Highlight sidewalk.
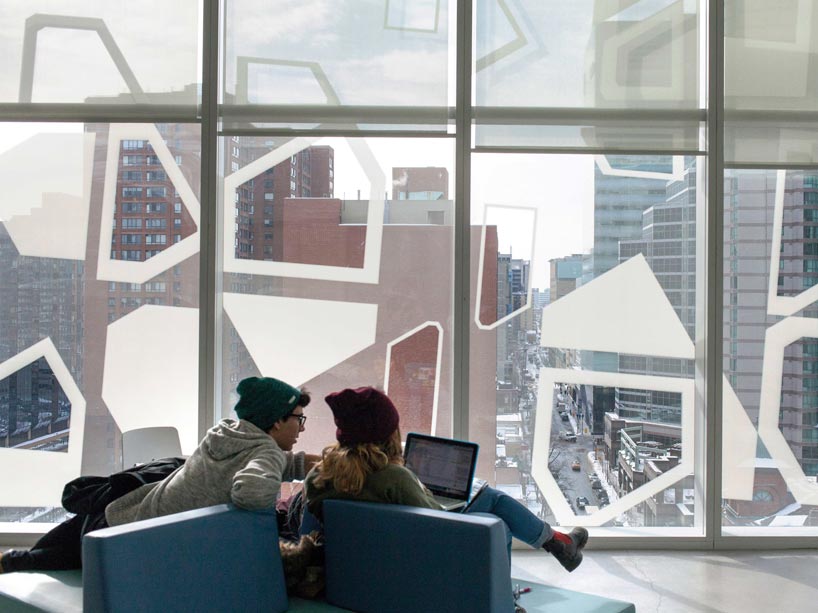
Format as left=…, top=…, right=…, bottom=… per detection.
left=586, top=450, right=620, bottom=506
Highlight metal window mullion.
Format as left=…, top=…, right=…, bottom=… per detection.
left=452, top=0, right=473, bottom=440
left=198, top=0, right=219, bottom=440
left=0, top=103, right=199, bottom=124
left=473, top=146, right=706, bottom=156
left=708, top=0, right=724, bottom=550
left=220, top=104, right=452, bottom=125
left=473, top=106, right=706, bottom=123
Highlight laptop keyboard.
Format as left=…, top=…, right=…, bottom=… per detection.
left=435, top=495, right=465, bottom=509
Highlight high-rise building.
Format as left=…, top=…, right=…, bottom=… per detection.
left=617, top=157, right=697, bottom=423
left=583, top=156, right=678, bottom=433
left=0, top=226, right=83, bottom=457
left=496, top=252, right=512, bottom=383
left=547, top=255, right=582, bottom=371
left=724, top=169, right=818, bottom=478
left=246, top=195, right=500, bottom=482
left=232, top=142, right=335, bottom=261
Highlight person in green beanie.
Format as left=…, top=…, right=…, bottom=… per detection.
left=1, top=376, right=320, bottom=573
left=105, top=376, right=320, bottom=527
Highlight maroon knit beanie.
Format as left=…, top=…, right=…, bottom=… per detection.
left=325, top=387, right=400, bottom=446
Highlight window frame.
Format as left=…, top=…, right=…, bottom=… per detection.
left=1, top=0, right=815, bottom=551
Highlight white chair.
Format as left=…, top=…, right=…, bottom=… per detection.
left=122, top=426, right=183, bottom=467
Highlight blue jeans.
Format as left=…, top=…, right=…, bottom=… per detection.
left=462, top=486, right=552, bottom=557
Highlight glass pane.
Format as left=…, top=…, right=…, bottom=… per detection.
left=474, top=0, right=702, bottom=150
left=222, top=0, right=454, bottom=131
left=0, top=122, right=200, bottom=526
left=0, top=3, right=200, bottom=106
left=724, top=0, right=818, bottom=164
left=218, top=136, right=455, bottom=453
left=722, top=169, right=818, bottom=535
left=470, top=153, right=705, bottom=531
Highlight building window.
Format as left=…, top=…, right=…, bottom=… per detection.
left=146, top=170, right=167, bottom=181
left=146, top=187, right=167, bottom=198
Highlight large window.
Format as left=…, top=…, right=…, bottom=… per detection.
left=1, top=1, right=816, bottom=546
left=218, top=137, right=455, bottom=450
left=470, top=154, right=704, bottom=531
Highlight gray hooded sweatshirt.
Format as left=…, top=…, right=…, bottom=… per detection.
left=105, top=418, right=306, bottom=526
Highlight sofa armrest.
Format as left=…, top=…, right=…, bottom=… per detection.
left=82, top=504, right=288, bottom=613
left=323, top=500, right=514, bottom=613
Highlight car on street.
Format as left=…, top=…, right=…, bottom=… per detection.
left=591, top=479, right=604, bottom=490
left=560, top=413, right=570, bottom=422
left=576, top=496, right=589, bottom=510
left=571, top=460, right=581, bottom=471
left=559, top=431, right=577, bottom=442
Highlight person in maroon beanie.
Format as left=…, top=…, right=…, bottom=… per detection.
left=304, top=386, right=588, bottom=572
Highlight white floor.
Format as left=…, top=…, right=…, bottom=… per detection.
left=512, top=549, right=818, bottom=612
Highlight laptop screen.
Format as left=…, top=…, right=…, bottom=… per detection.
left=404, top=433, right=478, bottom=499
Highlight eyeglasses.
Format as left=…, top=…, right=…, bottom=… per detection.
left=289, top=413, right=307, bottom=427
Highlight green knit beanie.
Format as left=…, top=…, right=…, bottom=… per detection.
left=234, top=376, right=301, bottom=432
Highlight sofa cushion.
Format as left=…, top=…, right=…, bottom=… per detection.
left=0, top=569, right=82, bottom=613
left=323, top=500, right=515, bottom=613
left=82, top=504, right=288, bottom=613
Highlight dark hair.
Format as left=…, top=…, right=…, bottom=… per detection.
left=295, top=388, right=311, bottom=408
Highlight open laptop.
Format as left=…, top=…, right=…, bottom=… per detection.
left=403, top=432, right=481, bottom=511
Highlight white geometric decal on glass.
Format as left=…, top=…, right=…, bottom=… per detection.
left=0, top=132, right=95, bottom=260
left=722, top=374, right=759, bottom=501
left=223, top=293, right=378, bottom=387
left=475, top=0, right=545, bottom=73
left=531, top=367, right=694, bottom=527
left=235, top=57, right=339, bottom=107
left=595, top=155, right=685, bottom=182
left=223, top=138, right=385, bottom=283
left=724, top=0, right=813, bottom=100
left=102, top=306, right=199, bottom=454
left=0, top=338, right=86, bottom=506
left=540, top=254, right=694, bottom=358
left=384, top=0, right=441, bottom=34
left=758, top=317, right=818, bottom=505
left=598, top=0, right=696, bottom=102
left=475, top=204, right=537, bottom=330
left=96, top=123, right=200, bottom=284
left=384, top=321, right=444, bottom=435
left=768, top=170, right=818, bottom=316
left=18, top=14, right=147, bottom=103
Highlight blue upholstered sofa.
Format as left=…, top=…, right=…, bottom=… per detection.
left=0, top=502, right=635, bottom=612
